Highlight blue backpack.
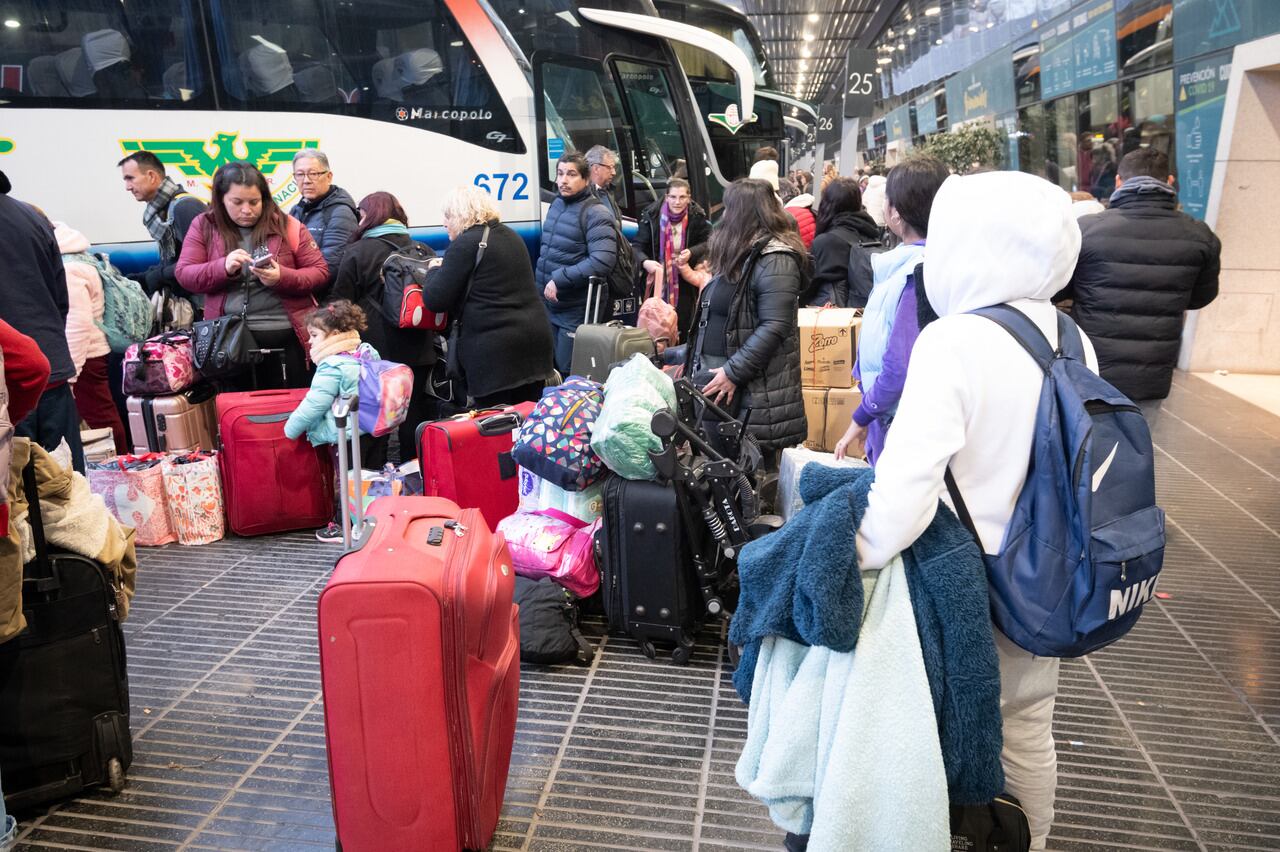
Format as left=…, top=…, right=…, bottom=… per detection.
left=945, top=305, right=1165, bottom=658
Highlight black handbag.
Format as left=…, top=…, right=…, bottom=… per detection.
left=950, top=794, right=1032, bottom=852
left=192, top=278, right=257, bottom=379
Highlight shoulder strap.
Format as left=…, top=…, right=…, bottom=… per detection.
left=22, top=456, right=51, bottom=578
left=1055, top=310, right=1086, bottom=362
left=970, top=304, right=1056, bottom=374
left=453, top=224, right=490, bottom=330
left=943, top=467, right=982, bottom=550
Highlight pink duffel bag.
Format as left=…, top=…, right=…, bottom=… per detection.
left=122, top=330, right=196, bottom=396
left=497, top=508, right=601, bottom=598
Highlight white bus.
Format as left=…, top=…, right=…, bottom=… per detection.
left=0, top=0, right=757, bottom=272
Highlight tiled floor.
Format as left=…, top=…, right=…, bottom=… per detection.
left=11, top=371, right=1280, bottom=851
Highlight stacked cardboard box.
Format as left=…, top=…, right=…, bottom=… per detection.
left=797, top=308, right=863, bottom=452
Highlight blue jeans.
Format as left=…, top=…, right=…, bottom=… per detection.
left=16, top=382, right=85, bottom=474
left=0, top=761, right=16, bottom=847
left=546, top=311, right=578, bottom=375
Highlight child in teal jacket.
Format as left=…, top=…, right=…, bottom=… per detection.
left=285, top=300, right=378, bottom=541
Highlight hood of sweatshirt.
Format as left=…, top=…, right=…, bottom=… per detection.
left=53, top=221, right=91, bottom=255
left=785, top=193, right=815, bottom=209
left=924, top=171, right=1080, bottom=317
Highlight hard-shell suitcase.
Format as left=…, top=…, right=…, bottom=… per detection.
left=596, top=476, right=702, bottom=664
left=127, top=384, right=218, bottom=454
left=570, top=276, right=654, bottom=382
left=216, top=389, right=334, bottom=536
left=417, top=402, right=535, bottom=529
left=319, top=496, right=520, bottom=852
left=0, top=458, right=132, bottom=811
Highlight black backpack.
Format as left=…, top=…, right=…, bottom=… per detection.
left=846, top=237, right=889, bottom=307
left=950, top=794, right=1032, bottom=852
left=578, top=197, right=636, bottom=300
left=374, top=238, right=448, bottom=331
left=514, top=577, right=594, bottom=665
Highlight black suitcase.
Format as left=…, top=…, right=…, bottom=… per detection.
left=0, top=459, right=132, bottom=812
left=596, top=477, right=705, bottom=664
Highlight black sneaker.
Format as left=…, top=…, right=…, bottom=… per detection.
left=315, top=522, right=343, bottom=544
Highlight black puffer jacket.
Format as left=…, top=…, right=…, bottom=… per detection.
left=1061, top=190, right=1220, bottom=400
left=633, top=198, right=713, bottom=332
left=329, top=232, right=437, bottom=367
left=290, top=186, right=359, bottom=286
left=689, top=239, right=807, bottom=452
left=806, top=210, right=881, bottom=307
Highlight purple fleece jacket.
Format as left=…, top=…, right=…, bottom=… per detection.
left=853, top=276, right=921, bottom=465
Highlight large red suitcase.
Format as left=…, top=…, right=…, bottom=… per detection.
left=417, top=403, right=536, bottom=528
left=319, top=497, right=520, bottom=852
left=216, top=389, right=335, bottom=536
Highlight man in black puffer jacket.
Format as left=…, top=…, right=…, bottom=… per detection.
left=1059, top=148, right=1220, bottom=401
left=536, top=152, right=618, bottom=373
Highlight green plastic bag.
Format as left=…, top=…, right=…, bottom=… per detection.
left=589, top=354, right=677, bottom=481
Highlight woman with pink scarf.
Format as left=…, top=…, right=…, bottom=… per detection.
left=632, top=178, right=712, bottom=340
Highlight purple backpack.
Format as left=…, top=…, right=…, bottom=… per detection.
left=511, top=377, right=606, bottom=491
left=343, top=354, right=414, bottom=437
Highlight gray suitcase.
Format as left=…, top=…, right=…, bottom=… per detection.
left=570, top=276, right=654, bottom=382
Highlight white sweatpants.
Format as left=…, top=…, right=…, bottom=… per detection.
left=995, top=629, right=1061, bottom=852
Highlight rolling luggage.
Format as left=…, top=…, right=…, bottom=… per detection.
left=570, top=276, right=654, bottom=382
left=216, top=389, right=334, bottom=536
left=0, top=458, right=132, bottom=811
left=596, top=476, right=703, bottom=664
left=320, top=424, right=520, bottom=852
left=417, top=402, right=535, bottom=529
left=127, top=384, right=218, bottom=454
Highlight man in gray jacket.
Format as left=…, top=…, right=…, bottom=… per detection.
left=536, top=152, right=618, bottom=372
left=288, top=148, right=359, bottom=289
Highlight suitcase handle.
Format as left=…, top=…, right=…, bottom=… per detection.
left=333, top=394, right=365, bottom=548
left=246, top=413, right=290, bottom=424
left=477, top=411, right=523, bottom=436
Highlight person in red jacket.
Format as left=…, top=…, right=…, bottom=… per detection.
left=176, top=161, right=328, bottom=390
left=2, top=319, right=52, bottom=533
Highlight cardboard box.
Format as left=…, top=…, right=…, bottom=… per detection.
left=824, top=387, right=863, bottom=451
left=798, top=308, right=861, bottom=388
left=801, top=387, right=828, bottom=449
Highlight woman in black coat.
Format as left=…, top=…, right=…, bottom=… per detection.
left=423, top=186, right=554, bottom=407
left=632, top=178, right=713, bottom=339
left=330, top=191, right=439, bottom=465
left=805, top=176, right=883, bottom=308
left=686, top=178, right=807, bottom=455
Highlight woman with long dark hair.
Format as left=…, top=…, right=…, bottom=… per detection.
left=685, top=178, right=807, bottom=454
left=329, top=191, right=439, bottom=465
left=176, top=161, right=328, bottom=389
left=806, top=176, right=884, bottom=308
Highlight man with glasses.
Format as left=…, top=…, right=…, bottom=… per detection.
left=585, top=145, right=621, bottom=222
left=288, top=149, right=358, bottom=288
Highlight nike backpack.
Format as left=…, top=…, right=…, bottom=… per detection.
left=375, top=238, right=449, bottom=331
left=945, top=304, right=1165, bottom=658
left=578, top=198, right=636, bottom=301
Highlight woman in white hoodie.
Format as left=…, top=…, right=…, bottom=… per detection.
left=856, top=171, right=1098, bottom=851
left=56, top=222, right=128, bottom=453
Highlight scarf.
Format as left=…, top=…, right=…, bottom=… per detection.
left=142, top=177, right=187, bottom=264
left=659, top=201, right=689, bottom=309
left=309, top=330, right=361, bottom=364
left=1109, top=175, right=1177, bottom=206
left=362, top=220, right=410, bottom=239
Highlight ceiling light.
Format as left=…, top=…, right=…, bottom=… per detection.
left=885, top=44, right=894, bottom=51
left=969, top=25, right=980, bottom=32
left=807, top=12, right=819, bottom=22
left=886, top=28, right=894, bottom=37
left=3, top=18, right=18, bottom=28
left=799, top=60, right=809, bottom=69
left=925, top=6, right=941, bottom=16
left=986, top=21, right=994, bottom=27
left=907, top=27, right=917, bottom=35
left=801, top=46, right=812, bottom=57
left=875, top=67, right=883, bottom=74
left=803, top=32, right=815, bottom=42
left=877, top=57, right=893, bottom=64
left=935, top=38, right=944, bottom=44
left=897, top=42, right=905, bottom=49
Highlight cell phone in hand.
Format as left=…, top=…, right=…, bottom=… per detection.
left=251, top=246, right=275, bottom=269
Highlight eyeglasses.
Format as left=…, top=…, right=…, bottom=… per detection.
left=591, top=162, right=616, bottom=172
left=293, top=170, right=330, bottom=181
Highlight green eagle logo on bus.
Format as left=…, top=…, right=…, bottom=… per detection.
left=118, top=132, right=318, bottom=206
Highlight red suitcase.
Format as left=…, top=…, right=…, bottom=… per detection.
left=216, top=389, right=335, bottom=536
left=417, top=403, right=536, bottom=528
left=319, top=497, right=520, bottom=852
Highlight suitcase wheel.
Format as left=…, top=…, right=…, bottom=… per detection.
left=672, top=635, right=696, bottom=666
left=640, top=639, right=657, bottom=660
left=106, top=757, right=126, bottom=794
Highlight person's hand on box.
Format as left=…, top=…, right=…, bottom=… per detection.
left=833, top=420, right=867, bottom=461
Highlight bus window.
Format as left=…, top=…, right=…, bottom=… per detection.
left=612, top=59, right=687, bottom=210
left=0, top=0, right=206, bottom=105
left=537, top=59, right=625, bottom=192
left=208, top=0, right=522, bottom=152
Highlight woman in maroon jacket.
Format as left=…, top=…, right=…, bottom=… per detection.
left=176, top=162, right=328, bottom=389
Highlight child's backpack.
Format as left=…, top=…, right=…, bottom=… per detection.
left=512, top=377, right=606, bottom=492
left=343, top=354, right=414, bottom=437
left=375, top=238, right=449, bottom=331
left=72, top=253, right=153, bottom=353
left=945, top=305, right=1165, bottom=658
